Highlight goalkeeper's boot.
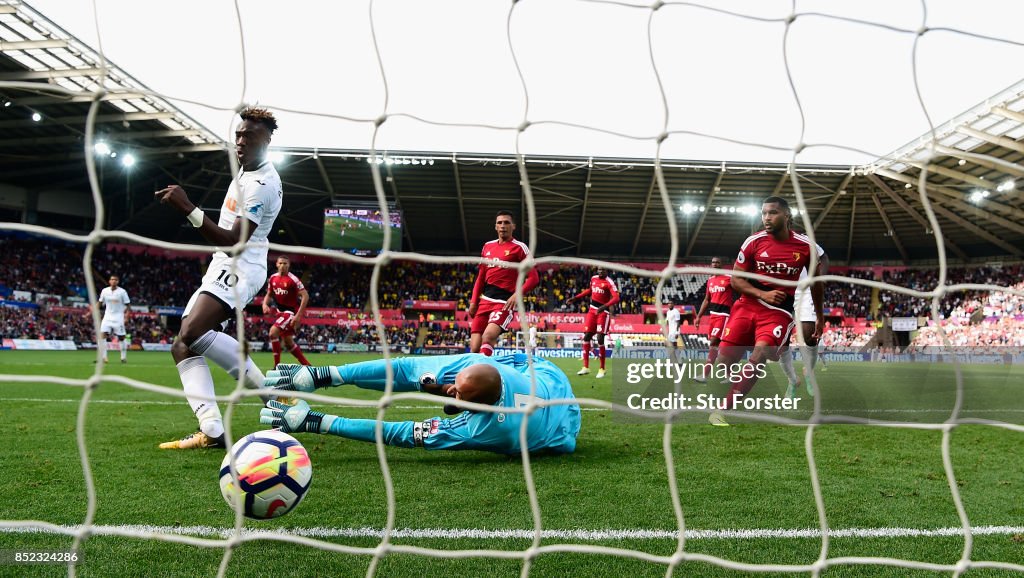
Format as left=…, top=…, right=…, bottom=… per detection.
left=693, top=374, right=707, bottom=384
left=708, top=411, right=729, bottom=427
left=158, top=431, right=226, bottom=450
left=576, top=367, right=590, bottom=376
left=595, top=368, right=606, bottom=379
left=805, top=379, right=815, bottom=398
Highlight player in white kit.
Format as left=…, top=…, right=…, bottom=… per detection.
left=665, top=303, right=681, bottom=362
left=155, top=107, right=284, bottom=450
left=92, top=274, right=131, bottom=364
left=779, top=248, right=829, bottom=398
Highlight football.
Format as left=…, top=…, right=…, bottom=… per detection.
left=218, top=429, right=312, bottom=520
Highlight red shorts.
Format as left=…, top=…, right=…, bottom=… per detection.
left=706, top=314, right=729, bottom=341
left=720, top=299, right=794, bottom=348
left=271, top=310, right=296, bottom=338
left=583, top=309, right=611, bottom=335
left=471, top=300, right=514, bottom=334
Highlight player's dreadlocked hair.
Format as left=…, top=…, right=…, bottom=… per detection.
left=239, top=106, right=278, bottom=134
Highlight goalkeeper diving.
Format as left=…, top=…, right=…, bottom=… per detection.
left=260, top=353, right=581, bottom=455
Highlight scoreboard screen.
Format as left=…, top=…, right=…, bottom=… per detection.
left=322, top=203, right=402, bottom=256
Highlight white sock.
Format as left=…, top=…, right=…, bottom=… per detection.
left=779, top=348, right=799, bottom=384
left=801, top=345, right=818, bottom=371
left=120, top=339, right=128, bottom=360
left=191, top=330, right=262, bottom=389
left=99, top=339, right=107, bottom=361
left=177, top=356, right=223, bottom=438
left=234, top=358, right=265, bottom=391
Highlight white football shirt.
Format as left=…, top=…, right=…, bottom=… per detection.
left=666, top=308, right=681, bottom=335
left=794, top=243, right=826, bottom=320
left=215, top=161, right=283, bottom=268
left=99, top=287, right=130, bottom=322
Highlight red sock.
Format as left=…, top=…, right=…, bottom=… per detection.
left=708, top=345, right=718, bottom=365
left=582, top=342, right=591, bottom=368
left=599, top=345, right=606, bottom=369
left=290, top=344, right=311, bottom=365
left=271, top=338, right=282, bottom=366
left=480, top=343, right=494, bottom=357
left=724, top=363, right=761, bottom=409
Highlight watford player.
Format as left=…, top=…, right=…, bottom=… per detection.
left=468, top=211, right=539, bottom=356
left=693, top=256, right=734, bottom=382
left=566, top=267, right=620, bottom=379
left=711, top=197, right=824, bottom=425
left=261, top=255, right=311, bottom=368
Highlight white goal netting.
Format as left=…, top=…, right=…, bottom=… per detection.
left=1, top=1, right=1024, bottom=577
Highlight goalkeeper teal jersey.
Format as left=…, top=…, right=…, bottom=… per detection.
left=326, top=353, right=580, bottom=454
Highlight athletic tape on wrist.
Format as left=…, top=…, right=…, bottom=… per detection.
left=186, top=207, right=204, bottom=228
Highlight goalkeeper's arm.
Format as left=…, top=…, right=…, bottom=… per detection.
left=265, top=357, right=460, bottom=394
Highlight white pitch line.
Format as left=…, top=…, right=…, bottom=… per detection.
left=1, top=523, right=1022, bottom=542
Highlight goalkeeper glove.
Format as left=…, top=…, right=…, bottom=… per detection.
left=263, top=363, right=342, bottom=393
left=259, top=400, right=335, bottom=434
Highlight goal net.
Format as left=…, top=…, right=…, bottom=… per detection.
left=1, top=1, right=1023, bottom=577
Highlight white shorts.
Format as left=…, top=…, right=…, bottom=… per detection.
left=794, top=289, right=815, bottom=323
left=184, top=253, right=266, bottom=320
left=100, top=320, right=126, bottom=336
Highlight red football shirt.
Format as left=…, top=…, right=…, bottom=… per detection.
left=266, top=271, right=306, bottom=311
left=735, top=230, right=822, bottom=313
left=471, top=238, right=539, bottom=305
left=573, top=275, right=620, bottom=308
left=705, top=274, right=734, bottom=314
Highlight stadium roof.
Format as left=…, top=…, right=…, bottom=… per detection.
left=1, top=0, right=1023, bottom=264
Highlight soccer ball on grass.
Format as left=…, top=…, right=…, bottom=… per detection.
left=218, top=429, right=312, bottom=519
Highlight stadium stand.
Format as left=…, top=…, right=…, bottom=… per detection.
left=2, top=234, right=1021, bottom=352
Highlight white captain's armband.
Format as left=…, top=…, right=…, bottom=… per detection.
left=413, top=418, right=440, bottom=447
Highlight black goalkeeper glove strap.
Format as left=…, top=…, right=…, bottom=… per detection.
left=309, top=366, right=336, bottom=389
left=302, top=410, right=326, bottom=433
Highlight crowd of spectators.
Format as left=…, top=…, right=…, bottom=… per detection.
left=913, top=317, right=1024, bottom=348
left=307, top=261, right=480, bottom=310
left=90, top=246, right=205, bottom=306
left=311, top=261, right=668, bottom=314
left=911, top=280, right=1024, bottom=348
left=0, top=234, right=908, bottom=320
left=422, top=324, right=471, bottom=347
left=825, top=269, right=874, bottom=319
left=0, top=307, right=175, bottom=343
left=5, top=233, right=1024, bottom=350
left=818, top=325, right=876, bottom=349
left=0, top=237, right=86, bottom=299
left=878, top=265, right=1022, bottom=318
left=343, top=323, right=419, bottom=347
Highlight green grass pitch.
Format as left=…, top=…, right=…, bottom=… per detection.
left=1, top=350, right=1022, bottom=577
